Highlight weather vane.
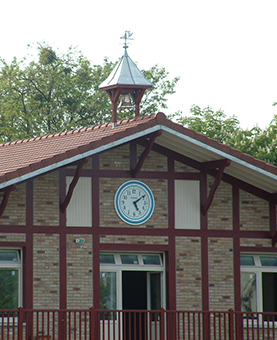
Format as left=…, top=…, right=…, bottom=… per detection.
left=120, top=31, right=134, bottom=49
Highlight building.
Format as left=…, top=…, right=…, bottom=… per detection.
left=1, top=39, right=277, bottom=339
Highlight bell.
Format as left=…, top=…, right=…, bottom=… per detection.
left=118, top=93, right=134, bottom=109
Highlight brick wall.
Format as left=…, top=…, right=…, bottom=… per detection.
left=100, top=235, right=168, bottom=245
left=0, top=233, right=26, bottom=242
left=67, top=234, right=93, bottom=309
left=175, top=161, right=199, bottom=173
left=208, top=238, right=234, bottom=310
left=100, top=145, right=129, bottom=170
left=240, top=190, right=269, bottom=231
left=240, top=238, right=272, bottom=247
left=138, top=146, right=167, bottom=172
left=208, top=179, right=233, bottom=230
left=33, top=172, right=59, bottom=226
left=0, top=183, right=26, bottom=225
left=33, top=233, right=59, bottom=309
left=176, top=237, right=202, bottom=310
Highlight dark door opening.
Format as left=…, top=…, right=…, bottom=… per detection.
left=122, top=271, right=147, bottom=340
left=123, top=271, right=147, bottom=309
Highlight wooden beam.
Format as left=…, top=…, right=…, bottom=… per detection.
left=202, top=159, right=231, bottom=170
left=131, top=130, right=162, bottom=177
left=107, top=89, right=122, bottom=124
left=60, top=157, right=89, bottom=213
left=133, top=89, right=146, bottom=117
left=272, top=231, right=277, bottom=247
left=0, top=184, right=17, bottom=218
left=201, top=159, right=231, bottom=215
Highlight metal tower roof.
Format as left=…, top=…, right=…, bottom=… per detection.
left=99, top=49, right=153, bottom=90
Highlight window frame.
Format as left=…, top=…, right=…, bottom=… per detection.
left=241, top=254, right=277, bottom=313
left=100, top=252, right=166, bottom=310
left=0, top=249, right=22, bottom=309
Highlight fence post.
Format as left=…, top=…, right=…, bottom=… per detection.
left=235, top=311, right=244, bottom=340
left=58, top=310, right=67, bottom=340
left=202, top=311, right=211, bottom=340
left=25, top=309, right=33, bottom=340
left=17, top=307, right=23, bottom=340
left=159, top=308, right=165, bottom=340
left=90, top=307, right=96, bottom=340
left=167, top=310, right=177, bottom=340
left=228, top=309, right=234, bottom=340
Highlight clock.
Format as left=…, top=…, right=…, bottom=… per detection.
left=114, top=180, right=155, bottom=225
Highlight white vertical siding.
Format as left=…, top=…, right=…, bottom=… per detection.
left=66, top=177, right=92, bottom=227
left=175, top=180, right=200, bottom=229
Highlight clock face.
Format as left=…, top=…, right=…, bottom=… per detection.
left=114, top=180, right=155, bottom=225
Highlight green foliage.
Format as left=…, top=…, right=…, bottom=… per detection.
left=141, top=66, right=180, bottom=114
left=100, top=272, right=116, bottom=310
left=39, top=46, right=57, bottom=65
left=2, top=43, right=277, bottom=167
left=174, top=105, right=277, bottom=166
left=175, top=105, right=241, bottom=146
left=0, top=43, right=180, bottom=142
left=0, top=270, right=18, bottom=309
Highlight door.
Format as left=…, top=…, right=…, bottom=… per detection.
left=100, top=253, right=165, bottom=340
left=122, top=271, right=162, bottom=340
left=122, top=271, right=147, bottom=340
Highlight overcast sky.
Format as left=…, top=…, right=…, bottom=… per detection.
left=1, top=0, right=277, bottom=129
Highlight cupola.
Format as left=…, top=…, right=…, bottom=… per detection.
left=99, top=31, right=153, bottom=124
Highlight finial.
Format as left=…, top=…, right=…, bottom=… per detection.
left=120, top=30, right=134, bottom=49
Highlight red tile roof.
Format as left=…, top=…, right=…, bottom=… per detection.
left=0, top=112, right=276, bottom=189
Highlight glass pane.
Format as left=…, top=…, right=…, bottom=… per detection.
left=121, top=255, right=138, bottom=265
left=0, top=251, right=19, bottom=262
left=241, top=272, right=257, bottom=312
left=100, top=272, right=116, bottom=310
left=150, top=273, right=161, bottom=310
left=0, top=270, right=19, bottom=309
left=240, top=256, right=255, bottom=266
left=100, top=254, right=115, bottom=264
left=262, top=273, right=277, bottom=313
left=142, top=255, right=161, bottom=265
left=260, top=257, right=277, bottom=266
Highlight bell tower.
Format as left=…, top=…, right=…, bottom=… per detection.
left=99, top=31, right=153, bottom=124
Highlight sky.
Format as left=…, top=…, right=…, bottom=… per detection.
left=1, top=0, right=277, bottom=130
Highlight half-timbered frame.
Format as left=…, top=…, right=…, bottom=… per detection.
left=1, top=112, right=277, bottom=339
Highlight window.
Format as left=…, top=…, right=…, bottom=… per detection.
left=241, top=255, right=277, bottom=313
left=0, top=250, right=22, bottom=309
left=100, top=272, right=117, bottom=310
left=100, top=254, right=163, bottom=266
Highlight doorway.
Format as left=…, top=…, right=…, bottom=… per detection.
left=122, top=271, right=147, bottom=340
left=122, top=271, right=147, bottom=309
left=100, top=254, right=165, bottom=340
left=100, top=253, right=165, bottom=310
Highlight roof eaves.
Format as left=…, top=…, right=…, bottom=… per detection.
left=161, top=124, right=277, bottom=180
left=0, top=123, right=163, bottom=190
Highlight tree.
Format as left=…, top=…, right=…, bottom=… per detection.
left=174, top=105, right=241, bottom=146
left=174, top=105, right=277, bottom=166
left=0, top=43, right=180, bottom=142
left=252, top=116, right=277, bottom=165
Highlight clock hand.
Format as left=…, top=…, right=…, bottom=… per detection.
left=133, top=195, right=146, bottom=205
left=133, top=201, right=139, bottom=211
